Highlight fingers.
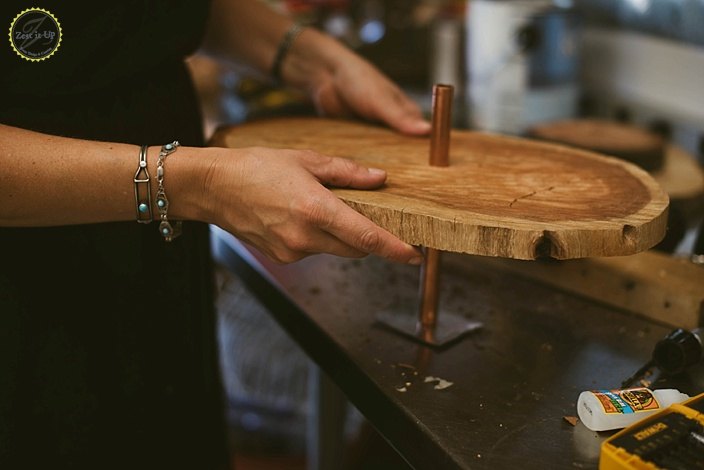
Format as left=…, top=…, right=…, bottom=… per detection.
left=325, top=201, right=423, bottom=265
left=376, top=87, right=431, bottom=136
left=313, top=82, right=354, bottom=118
left=235, top=224, right=367, bottom=264
left=282, top=230, right=369, bottom=260
left=246, top=192, right=421, bottom=265
left=297, top=151, right=387, bottom=190
left=292, top=190, right=423, bottom=265
left=313, top=63, right=430, bottom=136
left=295, top=153, right=422, bottom=264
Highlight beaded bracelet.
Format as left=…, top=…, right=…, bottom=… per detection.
left=133, top=144, right=153, bottom=223
left=155, top=141, right=182, bottom=242
left=271, top=22, right=304, bottom=84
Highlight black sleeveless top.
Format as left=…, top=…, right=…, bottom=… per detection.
left=0, top=2, right=228, bottom=468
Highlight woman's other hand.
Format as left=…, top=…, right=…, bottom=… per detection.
left=282, top=27, right=431, bottom=137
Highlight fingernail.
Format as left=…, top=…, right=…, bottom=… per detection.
left=408, top=256, right=424, bottom=266
left=368, top=168, right=386, bottom=177
left=415, top=120, right=432, bottom=133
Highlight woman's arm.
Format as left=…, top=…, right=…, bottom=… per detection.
left=0, top=124, right=139, bottom=226
left=201, top=0, right=292, bottom=79
left=1, top=0, right=430, bottom=265
left=0, top=124, right=422, bottom=264
left=201, top=0, right=431, bottom=135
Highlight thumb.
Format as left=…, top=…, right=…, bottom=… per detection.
left=302, top=154, right=388, bottom=190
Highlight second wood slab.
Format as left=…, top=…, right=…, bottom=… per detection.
left=211, top=117, right=669, bottom=260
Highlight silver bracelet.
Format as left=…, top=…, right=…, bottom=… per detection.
left=271, top=22, right=304, bottom=84
left=155, top=141, right=182, bottom=242
left=134, top=144, right=152, bottom=223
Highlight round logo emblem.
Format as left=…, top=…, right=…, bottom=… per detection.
left=9, top=8, right=62, bottom=61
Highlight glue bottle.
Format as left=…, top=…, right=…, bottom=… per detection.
left=577, top=387, right=689, bottom=432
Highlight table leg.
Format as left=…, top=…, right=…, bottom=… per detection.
left=307, top=362, right=348, bottom=470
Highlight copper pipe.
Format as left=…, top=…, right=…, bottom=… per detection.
left=429, top=84, right=453, bottom=168
left=418, top=84, right=454, bottom=334
left=418, top=247, right=441, bottom=329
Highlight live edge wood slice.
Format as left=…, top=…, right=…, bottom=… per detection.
left=210, top=117, right=669, bottom=260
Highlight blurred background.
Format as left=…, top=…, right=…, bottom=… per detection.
left=187, top=1, right=704, bottom=468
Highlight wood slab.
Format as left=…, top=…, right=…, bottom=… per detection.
left=653, top=145, right=704, bottom=204
left=210, top=117, right=669, bottom=260
left=528, top=119, right=666, bottom=172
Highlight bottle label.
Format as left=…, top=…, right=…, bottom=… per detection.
left=594, top=388, right=662, bottom=414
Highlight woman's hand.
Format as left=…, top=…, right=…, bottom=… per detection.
left=279, top=27, right=431, bottom=136
left=308, top=48, right=431, bottom=136
left=203, top=0, right=430, bottom=136
left=195, top=146, right=423, bottom=265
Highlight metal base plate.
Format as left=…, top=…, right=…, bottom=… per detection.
left=376, top=310, right=482, bottom=348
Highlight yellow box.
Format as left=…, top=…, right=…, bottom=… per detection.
left=600, top=392, right=704, bottom=469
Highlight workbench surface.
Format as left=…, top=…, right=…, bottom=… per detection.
left=212, top=227, right=702, bottom=469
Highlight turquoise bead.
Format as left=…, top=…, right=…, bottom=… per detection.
left=138, top=203, right=148, bottom=213
left=162, top=227, right=170, bottom=235
left=157, top=199, right=166, bottom=208
left=165, top=143, right=173, bottom=150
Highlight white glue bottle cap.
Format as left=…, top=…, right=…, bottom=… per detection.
left=577, top=387, right=689, bottom=432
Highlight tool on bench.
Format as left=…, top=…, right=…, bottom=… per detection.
left=621, top=328, right=703, bottom=389
left=599, top=391, right=704, bottom=469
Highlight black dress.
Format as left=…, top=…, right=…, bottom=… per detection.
left=0, top=1, right=228, bottom=468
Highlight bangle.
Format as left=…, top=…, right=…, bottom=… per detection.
left=133, top=144, right=152, bottom=224
left=271, top=22, right=304, bottom=84
left=155, top=141, right=182, bottom=242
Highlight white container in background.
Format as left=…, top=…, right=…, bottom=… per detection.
left=465, top=0, right=579, bottom=134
